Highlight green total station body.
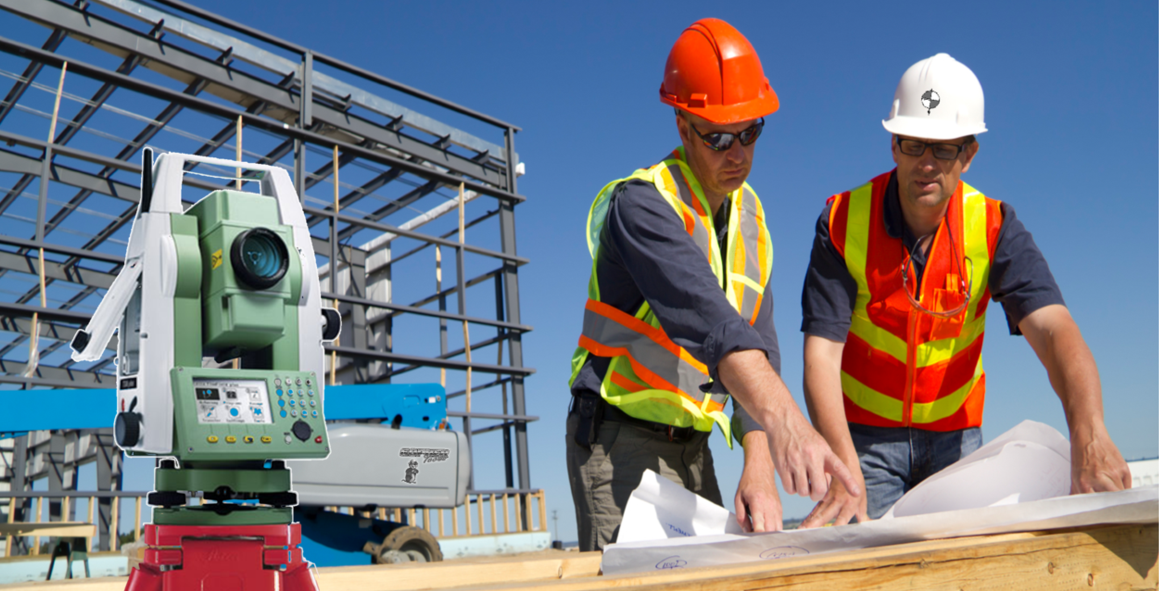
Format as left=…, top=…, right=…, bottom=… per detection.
left=72, top=152, right=339, bottom=527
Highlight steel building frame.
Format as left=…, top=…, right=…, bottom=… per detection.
left=0, top=0, right=533, bottom=552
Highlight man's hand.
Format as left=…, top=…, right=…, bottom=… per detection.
left=1071, top=423, right=1132, bottom=493
left=765, top=409, right=860, bottom=501
left=735, top=432, right=782, bottom=532
left=800, top=460, right=867, bottom=528
left=718, top=349, right=861, bottom=502
left=1019, top=305, right=1131, bottom=494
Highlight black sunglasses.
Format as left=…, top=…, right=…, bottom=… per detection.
left=687, top=117, right=765, bottom=151
left=895, top=135, right=974, bottom=160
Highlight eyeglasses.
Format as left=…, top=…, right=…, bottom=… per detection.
left=687, top=118, right=765, bottom=151
left=895, top=136, right=974, bottom=161
left=901, top=231, right=973, bottom=318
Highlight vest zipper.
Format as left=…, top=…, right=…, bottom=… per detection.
left=903, top=309, right=916, bottom=426
left=903, top=219, right=946, bottom=427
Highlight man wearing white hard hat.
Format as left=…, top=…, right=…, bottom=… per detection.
left=797, top=53, right=1132, bottom=526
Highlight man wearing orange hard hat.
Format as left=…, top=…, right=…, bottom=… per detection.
left=566, top=18, right=859, bottom=551
left=798, top=54, right=1132, bottom=528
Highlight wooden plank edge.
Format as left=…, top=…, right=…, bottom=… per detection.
left=441, top=523, right=1156, bottom=591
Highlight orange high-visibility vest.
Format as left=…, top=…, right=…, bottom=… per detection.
left=828, top=171, right=1003, bottom=431
left=569, top=147, right=774, bottom=445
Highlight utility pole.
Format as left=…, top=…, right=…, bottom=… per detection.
left=552, top=509, right=559, bottom=542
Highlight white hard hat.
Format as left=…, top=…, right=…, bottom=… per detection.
left=882, top=53, right=987, bottom=141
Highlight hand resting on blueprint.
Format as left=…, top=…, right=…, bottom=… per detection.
left=735, top=431, right=783, bottom=532
left=719, top=349, right=861, bottom=503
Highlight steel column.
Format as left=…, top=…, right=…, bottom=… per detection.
left=501, top=128, right=530, bottom=492
left=294, top=50, right=312, bottom=199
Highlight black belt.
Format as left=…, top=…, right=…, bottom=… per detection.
left=601, top=402, right=699, bottom=443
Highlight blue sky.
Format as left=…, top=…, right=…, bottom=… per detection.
left=200, top=0, right=1158, bottom=543
left=8, top=1, right=1156, bottom=545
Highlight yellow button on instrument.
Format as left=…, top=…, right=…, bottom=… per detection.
left=207, top=436, right=219, bottom=443
left=225, top=436, right=237, bottom=443
left=261, top=436, right=272, bottom=443
left=243, top=436, right=254, bottom=444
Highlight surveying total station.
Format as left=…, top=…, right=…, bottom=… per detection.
left=71, top=150, right=340, bottom=591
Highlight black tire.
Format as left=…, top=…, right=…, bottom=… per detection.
left=376, top=526, right=442, bottom=564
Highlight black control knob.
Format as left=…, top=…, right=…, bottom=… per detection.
left=115, top=411, right=142, bottom=447
left=258, top=491, right=298, bottom=507
left=291, top=420, right=312, bottom=442
left=146, top=491, right=186, bottom=508
left=321, top=308, right=342, bottom=342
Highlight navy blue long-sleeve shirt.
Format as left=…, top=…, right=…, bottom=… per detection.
left=571, top=178, right=779, bottom=443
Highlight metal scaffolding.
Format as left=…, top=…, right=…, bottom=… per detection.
left=0, top=0, right=533, bottom=551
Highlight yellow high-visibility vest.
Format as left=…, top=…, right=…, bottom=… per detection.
left=569, top=147, right=773, bottom=445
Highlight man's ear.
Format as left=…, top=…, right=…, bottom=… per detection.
left=960, top=139, right=980, bottom=174
left=890, top=135, right=900, bottom=166
left=676, top=111, right=691, bottom=145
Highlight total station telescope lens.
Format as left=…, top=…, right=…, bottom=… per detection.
left=231, top=227, right=289, bottom=289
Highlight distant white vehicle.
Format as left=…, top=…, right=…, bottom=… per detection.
left=1128, top=459, right=1159, bottom=488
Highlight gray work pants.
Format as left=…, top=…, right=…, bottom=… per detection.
left=565, top=410, right=722, bottom=552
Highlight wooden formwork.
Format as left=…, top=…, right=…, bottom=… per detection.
left=1, top=523, right=1154, bottom=591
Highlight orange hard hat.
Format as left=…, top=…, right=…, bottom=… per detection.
left=659, top=18, right=779, bottom=124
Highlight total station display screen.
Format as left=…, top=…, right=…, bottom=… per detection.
left=193, top=378, right=272, bottom=425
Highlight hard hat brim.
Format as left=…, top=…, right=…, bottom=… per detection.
left=882, top=116, right=987, bottom=141
left=663, top=93, right=780, bottom=125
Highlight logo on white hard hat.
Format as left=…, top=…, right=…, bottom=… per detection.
left=921, top=89, right=940, bottom=115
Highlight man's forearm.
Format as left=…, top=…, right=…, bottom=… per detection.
left=741, top=430, right=771, bottom=464
left=1021, top=304, right=1131, bottom=492
left=1021, top=305, right=1106, bottom=433
left=803, top=335, right=858, bottom=463
left=718, top=349, right=796, bottom=429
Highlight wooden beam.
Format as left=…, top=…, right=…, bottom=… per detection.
left=465, top=524, right=1156, bottom=591
left=315, top=551, right=602, bottom=590
left=5, top=524, right=1153, bottom=591
left=0, top=521, right=95, bottom=538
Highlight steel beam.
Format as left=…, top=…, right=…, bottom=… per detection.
left=0, top=129, right=220, bottom=194
left=325, top=345, right=533, bottom=377
left=0, top=26, right=66, bottom=125
left=0, top=235, right=123, bottom=265
left=294, top=50, right=312, bottom=196
left=304, top=165, right=404, bottom=230
left=0, top=0, right=509, bottom=188
left=143, top=0, right=520, bottom=131
left=0, top=301, right=93, bottom=324
left=0, top=53, right=142, bottom=217
left=501, top=128, right=530, bottom=492
left=0, top=148, right=141, bottom=204
left=325, top=292, right=528, bottom=333
left=446, top=410, right=538, bottom=422
left=334, top=179, right=441, bottom=242
left=0, top=312, right=106, bottom=353
left=0, top=248, right=115, bottom=289
left=307, top=207, right=526, bottom=265
left=0, top=35, right=524, bottom=204
left=0, top=363, right=113, bottom=388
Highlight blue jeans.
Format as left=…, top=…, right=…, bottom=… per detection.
left=849, top=423, right=982, bottom=519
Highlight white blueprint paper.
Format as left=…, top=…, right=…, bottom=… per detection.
left=603, top=486, right=1158, bottom=575
left=604, top=421, right=1158, bottom=576
left=616, top=469, right=744, bottom=544
left=883, top=420, right=1072, bottom=518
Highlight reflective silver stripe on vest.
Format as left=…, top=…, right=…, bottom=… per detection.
left=662, top=162, right=713, bottom=261
left=737, top=185, right=765, bottom=321
left=581, top=305, right=711, bottom=402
